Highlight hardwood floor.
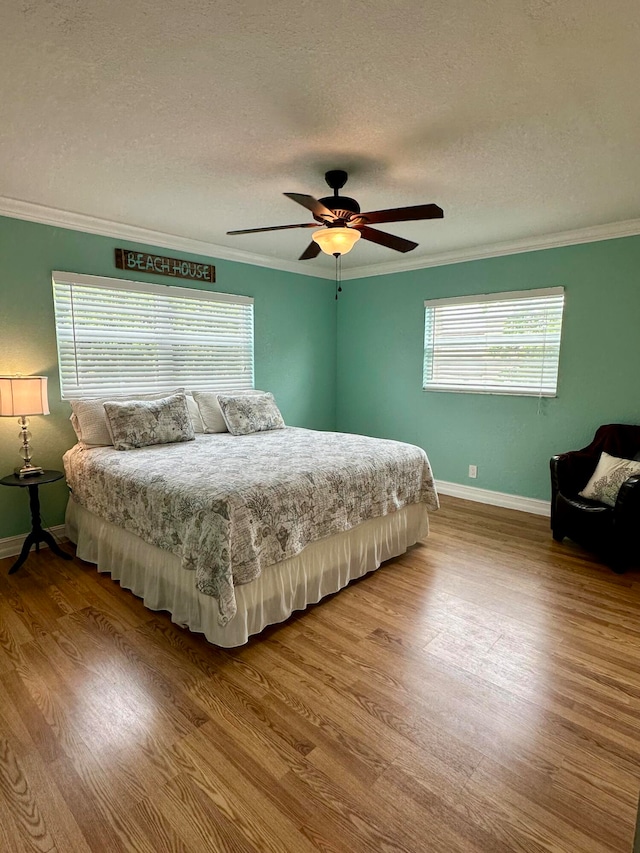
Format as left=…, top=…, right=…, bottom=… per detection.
left=1, top=495, right=639, bottom=852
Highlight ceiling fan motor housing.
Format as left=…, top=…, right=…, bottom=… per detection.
left=317, top=195, right=361, bottom=224
left=317, top=169, right=361, bottom=224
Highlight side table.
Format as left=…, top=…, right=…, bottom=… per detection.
left=0, top=470, right=73, bottom=575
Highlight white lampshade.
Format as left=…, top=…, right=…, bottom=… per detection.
left=312, top=227, right=361, bottom=256
left=0, top=376, right=50, bottom=416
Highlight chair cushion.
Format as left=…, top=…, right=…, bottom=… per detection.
left=578, top=452, right=640, bottom=507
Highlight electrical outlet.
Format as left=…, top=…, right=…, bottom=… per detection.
left=468, top=464, right=478, bottom=479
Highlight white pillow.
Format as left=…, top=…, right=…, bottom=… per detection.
left=70, top=388, right=185, bottom=446
left=193, top=389, right=267, bottom=434
left=184, top=394, right=205, bottom=434
left=579, top=451, right=640, bottom=507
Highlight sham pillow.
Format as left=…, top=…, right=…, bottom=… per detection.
left=217, top=392, right=285, bottom=436
left=103, top=393, right=195, bottom=451
left=193, top=389, right=267, bottom=434
left=70, top=388, right=185, bottom=446
left=578, top=451, right=640, bottom=507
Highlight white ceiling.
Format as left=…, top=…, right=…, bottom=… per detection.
left=2, top=0, right=640, bottom=275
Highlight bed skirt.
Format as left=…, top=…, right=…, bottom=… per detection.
left=65, top=497, right=430, bottom=648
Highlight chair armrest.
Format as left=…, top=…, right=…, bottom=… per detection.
left=615, top=475, right=640, bottom=517
left=550, top=455, right=571, bottom=529
left=550, top=454, right=570, bottom=495
left=612, top=476, right=640, bottom=563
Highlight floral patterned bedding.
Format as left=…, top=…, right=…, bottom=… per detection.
left=63, top=428, right=439, bottom=625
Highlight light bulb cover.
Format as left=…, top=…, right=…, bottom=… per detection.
left=312, top=227, right=361, bottom=256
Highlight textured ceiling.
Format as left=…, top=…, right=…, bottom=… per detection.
left=2, top=0, right=639, bottom=273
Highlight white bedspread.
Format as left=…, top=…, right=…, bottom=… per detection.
left=63, top=428, right=438, bottom=624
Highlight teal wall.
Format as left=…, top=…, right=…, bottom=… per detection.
left=337, top=237, right=640, bottom=501
left=2, top=212, right=640, bottom=540
left=0, top=215, right=336, bottom=538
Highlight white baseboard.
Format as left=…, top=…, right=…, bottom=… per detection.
left=435, top=480, right=551, bottom=517
left=0, top=524, right=67, bottom=560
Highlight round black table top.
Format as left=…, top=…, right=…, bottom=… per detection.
left=0, top=470, right=64, bottom=488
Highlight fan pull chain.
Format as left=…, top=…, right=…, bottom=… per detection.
left=334, top=252, right=343, bottom=300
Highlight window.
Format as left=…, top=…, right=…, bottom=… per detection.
left=52, top=272, right=254, bottom=399
left=423, top=287, right=564, bottom=396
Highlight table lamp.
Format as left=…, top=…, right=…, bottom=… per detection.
left=0, top=375, right=50, bottom=477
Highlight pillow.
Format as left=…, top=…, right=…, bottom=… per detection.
left=70, top=389, right=185, bottom=446
left=103, top=393, right=195, bottom=451
left=579, top=451, right=640, bottom=507
left=184, top=394, right=205, bottom=434
left=193, top=389, right=268, bottom=434
left=217, top=392, right=285, bottom=436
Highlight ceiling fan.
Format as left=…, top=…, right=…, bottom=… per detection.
left=227, top=170, right=444, bottom=260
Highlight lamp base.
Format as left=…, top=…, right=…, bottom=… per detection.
left=15, top=465, right=44, bottom=478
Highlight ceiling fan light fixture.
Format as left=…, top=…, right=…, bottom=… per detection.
left=312, top=227, right=361, bottom=256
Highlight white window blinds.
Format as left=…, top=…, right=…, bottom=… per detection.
left=52, top=272, right=254, bottom=399
left=423, top=287, right=564, bottom=396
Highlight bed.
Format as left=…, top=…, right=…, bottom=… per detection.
left=63, top=422, right=439, bottom=647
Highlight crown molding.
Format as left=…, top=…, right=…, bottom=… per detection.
left=341, top=217, right=640, bottom=279
left=0, top=196, right=334, bottom=280
left=1, top=194, right=639, bottom=282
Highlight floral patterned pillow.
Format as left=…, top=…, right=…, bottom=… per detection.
left=193, top=389, right=268, bottom=433
left=70, top=388, right=185, bottom=447
left=103, top=394, right=195, bottom=451
left=579, top=451, right=640, bottom=507
left=216, top=392, right=285, bottom=436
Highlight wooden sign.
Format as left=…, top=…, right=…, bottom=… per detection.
left=115, top=249, right=215, bottom=283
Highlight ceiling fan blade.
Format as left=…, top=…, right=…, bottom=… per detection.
left=298, top=241, right=322, bottom=261
left=227, top=223, right=316, bottom=235
left=284, top=193, right=336, bottom=222
left=356, top=225, right=418, bottom=253
left=359, top=203, right=444, bottom=225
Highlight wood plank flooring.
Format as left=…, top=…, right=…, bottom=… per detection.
left=1, top=495, right=639, bottom=852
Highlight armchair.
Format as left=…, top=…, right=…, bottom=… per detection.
left=550, top=424, right=640, bottom=572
